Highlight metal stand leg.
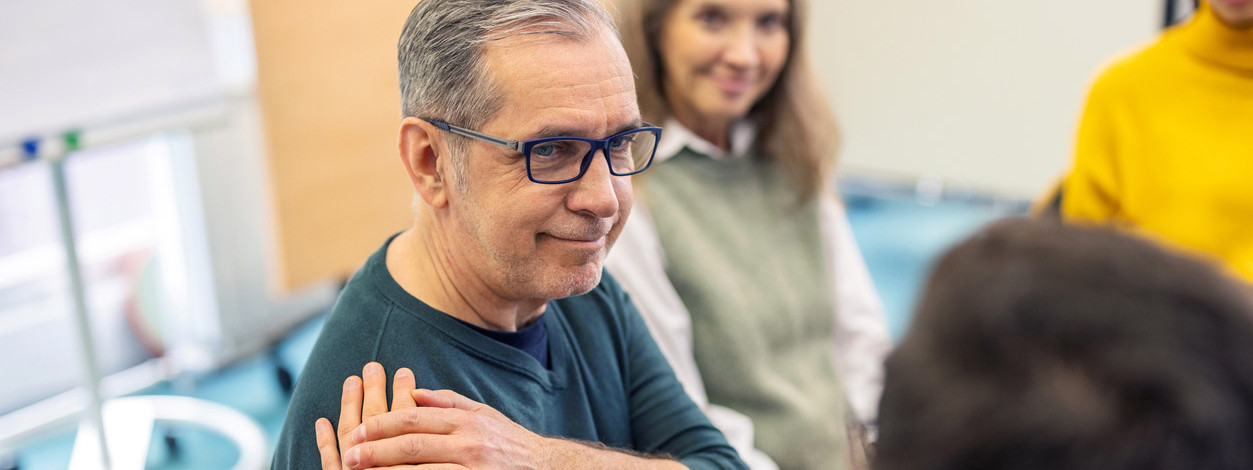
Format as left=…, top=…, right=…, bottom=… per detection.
left=49, top=157, right=112, bottom=470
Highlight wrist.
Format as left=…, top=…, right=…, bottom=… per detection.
left=533, top=435, right=572, bottom=469
left=532, top=436, right=686, bottom=470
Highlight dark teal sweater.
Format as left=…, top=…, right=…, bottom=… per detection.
left=271, top=236, right=745, bottom=469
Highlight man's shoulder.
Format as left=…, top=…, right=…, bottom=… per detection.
left=271, top=308, right=392, bottom=469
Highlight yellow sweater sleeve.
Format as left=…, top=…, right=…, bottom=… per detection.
left=1062, top=72, right=1123, bottom=223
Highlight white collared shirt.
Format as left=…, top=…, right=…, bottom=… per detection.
left=653, top=117, right=758, bottom=163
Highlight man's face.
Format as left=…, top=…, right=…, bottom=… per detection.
left=443, top=26, right=638, bottom=303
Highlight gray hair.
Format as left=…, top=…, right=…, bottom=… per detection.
left=399, top=0, right=618, bottom=128
left=398, top=0, right=618, bottom=191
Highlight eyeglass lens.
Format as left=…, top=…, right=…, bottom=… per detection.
left=528, top=129, right=658, bottom=183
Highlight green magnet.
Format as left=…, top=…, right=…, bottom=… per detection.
left=63, top=130, right=81, bottom=152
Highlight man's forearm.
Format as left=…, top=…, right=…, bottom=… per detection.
left=539, top=436, right=688, bottom=470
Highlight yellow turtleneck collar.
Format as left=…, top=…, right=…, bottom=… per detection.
left=1173, top=1, right=1253, bottom=71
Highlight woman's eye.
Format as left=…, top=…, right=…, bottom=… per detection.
left=758, top=13, right=784, bottom=31
left=697, top=10, right=726, bottom=29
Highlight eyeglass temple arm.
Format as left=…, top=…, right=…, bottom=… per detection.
left=420, top=118, right=523, bottom=152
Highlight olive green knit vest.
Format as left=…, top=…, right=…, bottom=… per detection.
left=640, top=149, right=850, bottom=470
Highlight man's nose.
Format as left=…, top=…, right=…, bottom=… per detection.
left=566, top=150, right=620, bottom=219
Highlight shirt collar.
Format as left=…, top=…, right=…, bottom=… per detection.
left=655, top=117, right=759, bottom=163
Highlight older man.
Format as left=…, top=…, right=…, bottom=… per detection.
left=269, top=0, right=745, bottom=469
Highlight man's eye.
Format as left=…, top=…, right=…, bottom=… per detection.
left=609, top=136, right=633, bottom=148
left=534, top=143, right=559, bottom=157
left=532, top=141, right=583, bottom=159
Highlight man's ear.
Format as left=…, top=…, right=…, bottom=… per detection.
left=399, top=117, right=450, bottom=208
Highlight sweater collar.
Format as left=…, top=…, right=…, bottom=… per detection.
left=1174, top=2, right=1253, bottom=72
left=655, top=117, right=758, bottom=164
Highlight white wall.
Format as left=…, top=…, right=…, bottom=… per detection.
left=0, top=0, right=220, bottom=144
left=810, top=0, right=1162, bottom=198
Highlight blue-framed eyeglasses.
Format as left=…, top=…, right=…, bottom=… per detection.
left=422, top=118, right=662, bottom=184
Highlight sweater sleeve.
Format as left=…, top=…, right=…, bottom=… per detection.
left=1063, top=69, right=1124, bottom=222
left=612, top=282, right=749, bottom=470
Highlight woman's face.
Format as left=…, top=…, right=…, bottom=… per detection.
left=1209, top=0, right=1253, bottom=29
left=658, top=0, right=791, bottom=131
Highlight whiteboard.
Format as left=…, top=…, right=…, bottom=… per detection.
left=0, top=0, right=222, bottom=145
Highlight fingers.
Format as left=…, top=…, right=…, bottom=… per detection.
left=411, top=389, right=495, bottom=416
left=338, top=375, right=364, bottom=456
left=411, top=389, right=512, bottom=426
left=356, top=406, right=463, bottom=443
left=391, top=368, right=417, bottom=411
left=315, top=418, right=343, bottom=470
left=362, top=362, right=389, bottom=421
left=342, top=433, right=464, bottom=470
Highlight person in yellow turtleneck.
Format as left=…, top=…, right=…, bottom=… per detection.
left=1062, top=0, right=1253, bottom=284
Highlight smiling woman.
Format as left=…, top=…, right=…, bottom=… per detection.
left=608, top=1, right=892, bottom=469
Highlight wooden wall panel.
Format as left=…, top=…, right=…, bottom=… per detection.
left=250, top=0, right=418, bottom=290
